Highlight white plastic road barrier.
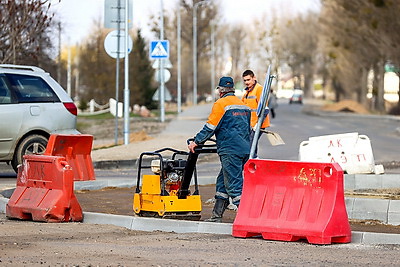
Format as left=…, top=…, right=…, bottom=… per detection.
left=299, top=132, right=381, bottom=174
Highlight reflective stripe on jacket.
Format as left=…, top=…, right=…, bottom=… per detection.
left=241, top=83, right=270, bottom=128
left=194, top=92, right=251, bottom=155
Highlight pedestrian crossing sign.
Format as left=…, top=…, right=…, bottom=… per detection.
left=150, top=40, right=169, bottom=59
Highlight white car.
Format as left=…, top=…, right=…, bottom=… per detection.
left=289, top=89, right=303, bottom=104
left=0, top=64, right=79, bottom=172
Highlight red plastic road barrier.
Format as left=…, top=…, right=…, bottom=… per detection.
left=6, top=155, right=83, bottom=222
left=232, top=159, right=351, bottom=245
left=44, top=134, right=95, bottom=181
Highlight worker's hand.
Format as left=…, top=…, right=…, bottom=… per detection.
left=188, top=141, right=198, bottom=153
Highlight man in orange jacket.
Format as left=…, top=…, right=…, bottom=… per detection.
left=188, top=76, right=251, bottom=222
left=241, top=69, right=270, bottom=158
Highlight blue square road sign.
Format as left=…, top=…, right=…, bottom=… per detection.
left=150, top=40, right=169, bottom=59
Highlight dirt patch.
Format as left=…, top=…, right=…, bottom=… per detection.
left=346, top=188, right=400, bottom=200
left=129, top=130, right=153, bottom=142
left=322, top=99, right=370, bottom=114
left=76, top=185, right=237, bottom=224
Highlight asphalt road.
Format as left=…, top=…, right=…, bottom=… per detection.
left=1, top=98, right=399, bottom=183
left=258, top=99, right=400, bottom=164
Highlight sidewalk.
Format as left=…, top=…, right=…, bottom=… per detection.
left=91, top=103, right=212, bottom=163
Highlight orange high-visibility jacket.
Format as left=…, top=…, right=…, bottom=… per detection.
left=241, top=83, right=270, bottom=128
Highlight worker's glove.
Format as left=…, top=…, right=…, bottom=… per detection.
left=264, top=107, right=270, bottom=116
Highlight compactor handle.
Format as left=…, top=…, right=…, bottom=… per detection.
left=187, top=138, right=217, bottom=154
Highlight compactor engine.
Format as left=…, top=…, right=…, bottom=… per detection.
left=133, top=140, right=216, bottom=220
left=151, top=158, right=187, bottom=194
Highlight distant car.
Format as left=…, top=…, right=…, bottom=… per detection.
left=0, top=64, right=79, bottom=172
left=289, top=89, right=303, bottom=104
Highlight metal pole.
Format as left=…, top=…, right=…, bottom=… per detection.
left=177, top=5, right=182, bottom=113
left=75, top=64, right=79, bottom=100
left=249, top=67, right=274, bottom=159
left=123, top=0, right=130, bottom=145
left=159, top=0, right=165, bottom=122
left=114, top=0, right=121, bottom=145
left=67, top=46, right=71, bottom=96
left=192, top=1, right=209, bottom=106
left=192, top=4, right=197, bottom=105
left=210, top=22, right=215, bottom=102
left=57, top=22, right=61, bottom=83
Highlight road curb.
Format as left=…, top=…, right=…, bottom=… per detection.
left=1, top=195, right=400, bottom=245
left=83, top=212, right=232, bottom=235
left=93, top=159, right=136, bottom=169
left=82, top=211, right=400, bottom=245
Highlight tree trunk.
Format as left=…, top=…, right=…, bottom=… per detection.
left=359, top=67, right=369, bottom=107
left=303, top=71, right=313, bottom=99
left=332, top=77, right=342, bottom=102
left=398, top=82, right=400, bottom=109
left=373, top=60, right=386, bottom=113
left=397, top=71, right=400, bottom=109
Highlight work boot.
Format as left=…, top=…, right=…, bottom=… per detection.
left=205, top=199, right=228, bottom=223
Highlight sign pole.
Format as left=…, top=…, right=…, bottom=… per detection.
left=104, top=0, right=133, bottom=145
left=114, top=0, right=121, bottom=145
left=177, top=5, right=182, bottom=113
left=123, top=0, right=130, bottom=145
left=159, top=0, right=165, bottom=123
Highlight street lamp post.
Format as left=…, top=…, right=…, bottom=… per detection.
left=123, top=0, right=130, bottom=145
left=159, top=0, right=165, bottom=122
left=210, top=22, right=215, bottom=102
left=177, top=5, right=182, bottom=113
left=192, top=0, right=209, bottom=105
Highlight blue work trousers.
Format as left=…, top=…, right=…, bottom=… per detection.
left=215, top=153, right=249, bottom=206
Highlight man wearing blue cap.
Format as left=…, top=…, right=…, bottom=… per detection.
left=188, top=76, right=251, bottom=222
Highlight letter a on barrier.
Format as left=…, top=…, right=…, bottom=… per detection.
left=232, top=159, right=351, bottom=245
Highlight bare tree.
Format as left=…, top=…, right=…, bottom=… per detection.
left=320, top=0, right=377, bottom=104
left=225, top=24, right=246, bottom=82
left=77, top=20, right=156, bottom=108
left=272, top=13, right=320, bottom=98
left=78, top=20, right=115, bottom=104
left=0, top=0, right=56, bottom=64
left=149, top=0, right=222, bottom=103
left=319, top=0, right=400, bottom=113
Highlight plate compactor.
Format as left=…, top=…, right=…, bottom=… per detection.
left=133, top=139, right=217, bottom=220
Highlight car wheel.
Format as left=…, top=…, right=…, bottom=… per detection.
left=11, top=134, right=48, bottom=173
